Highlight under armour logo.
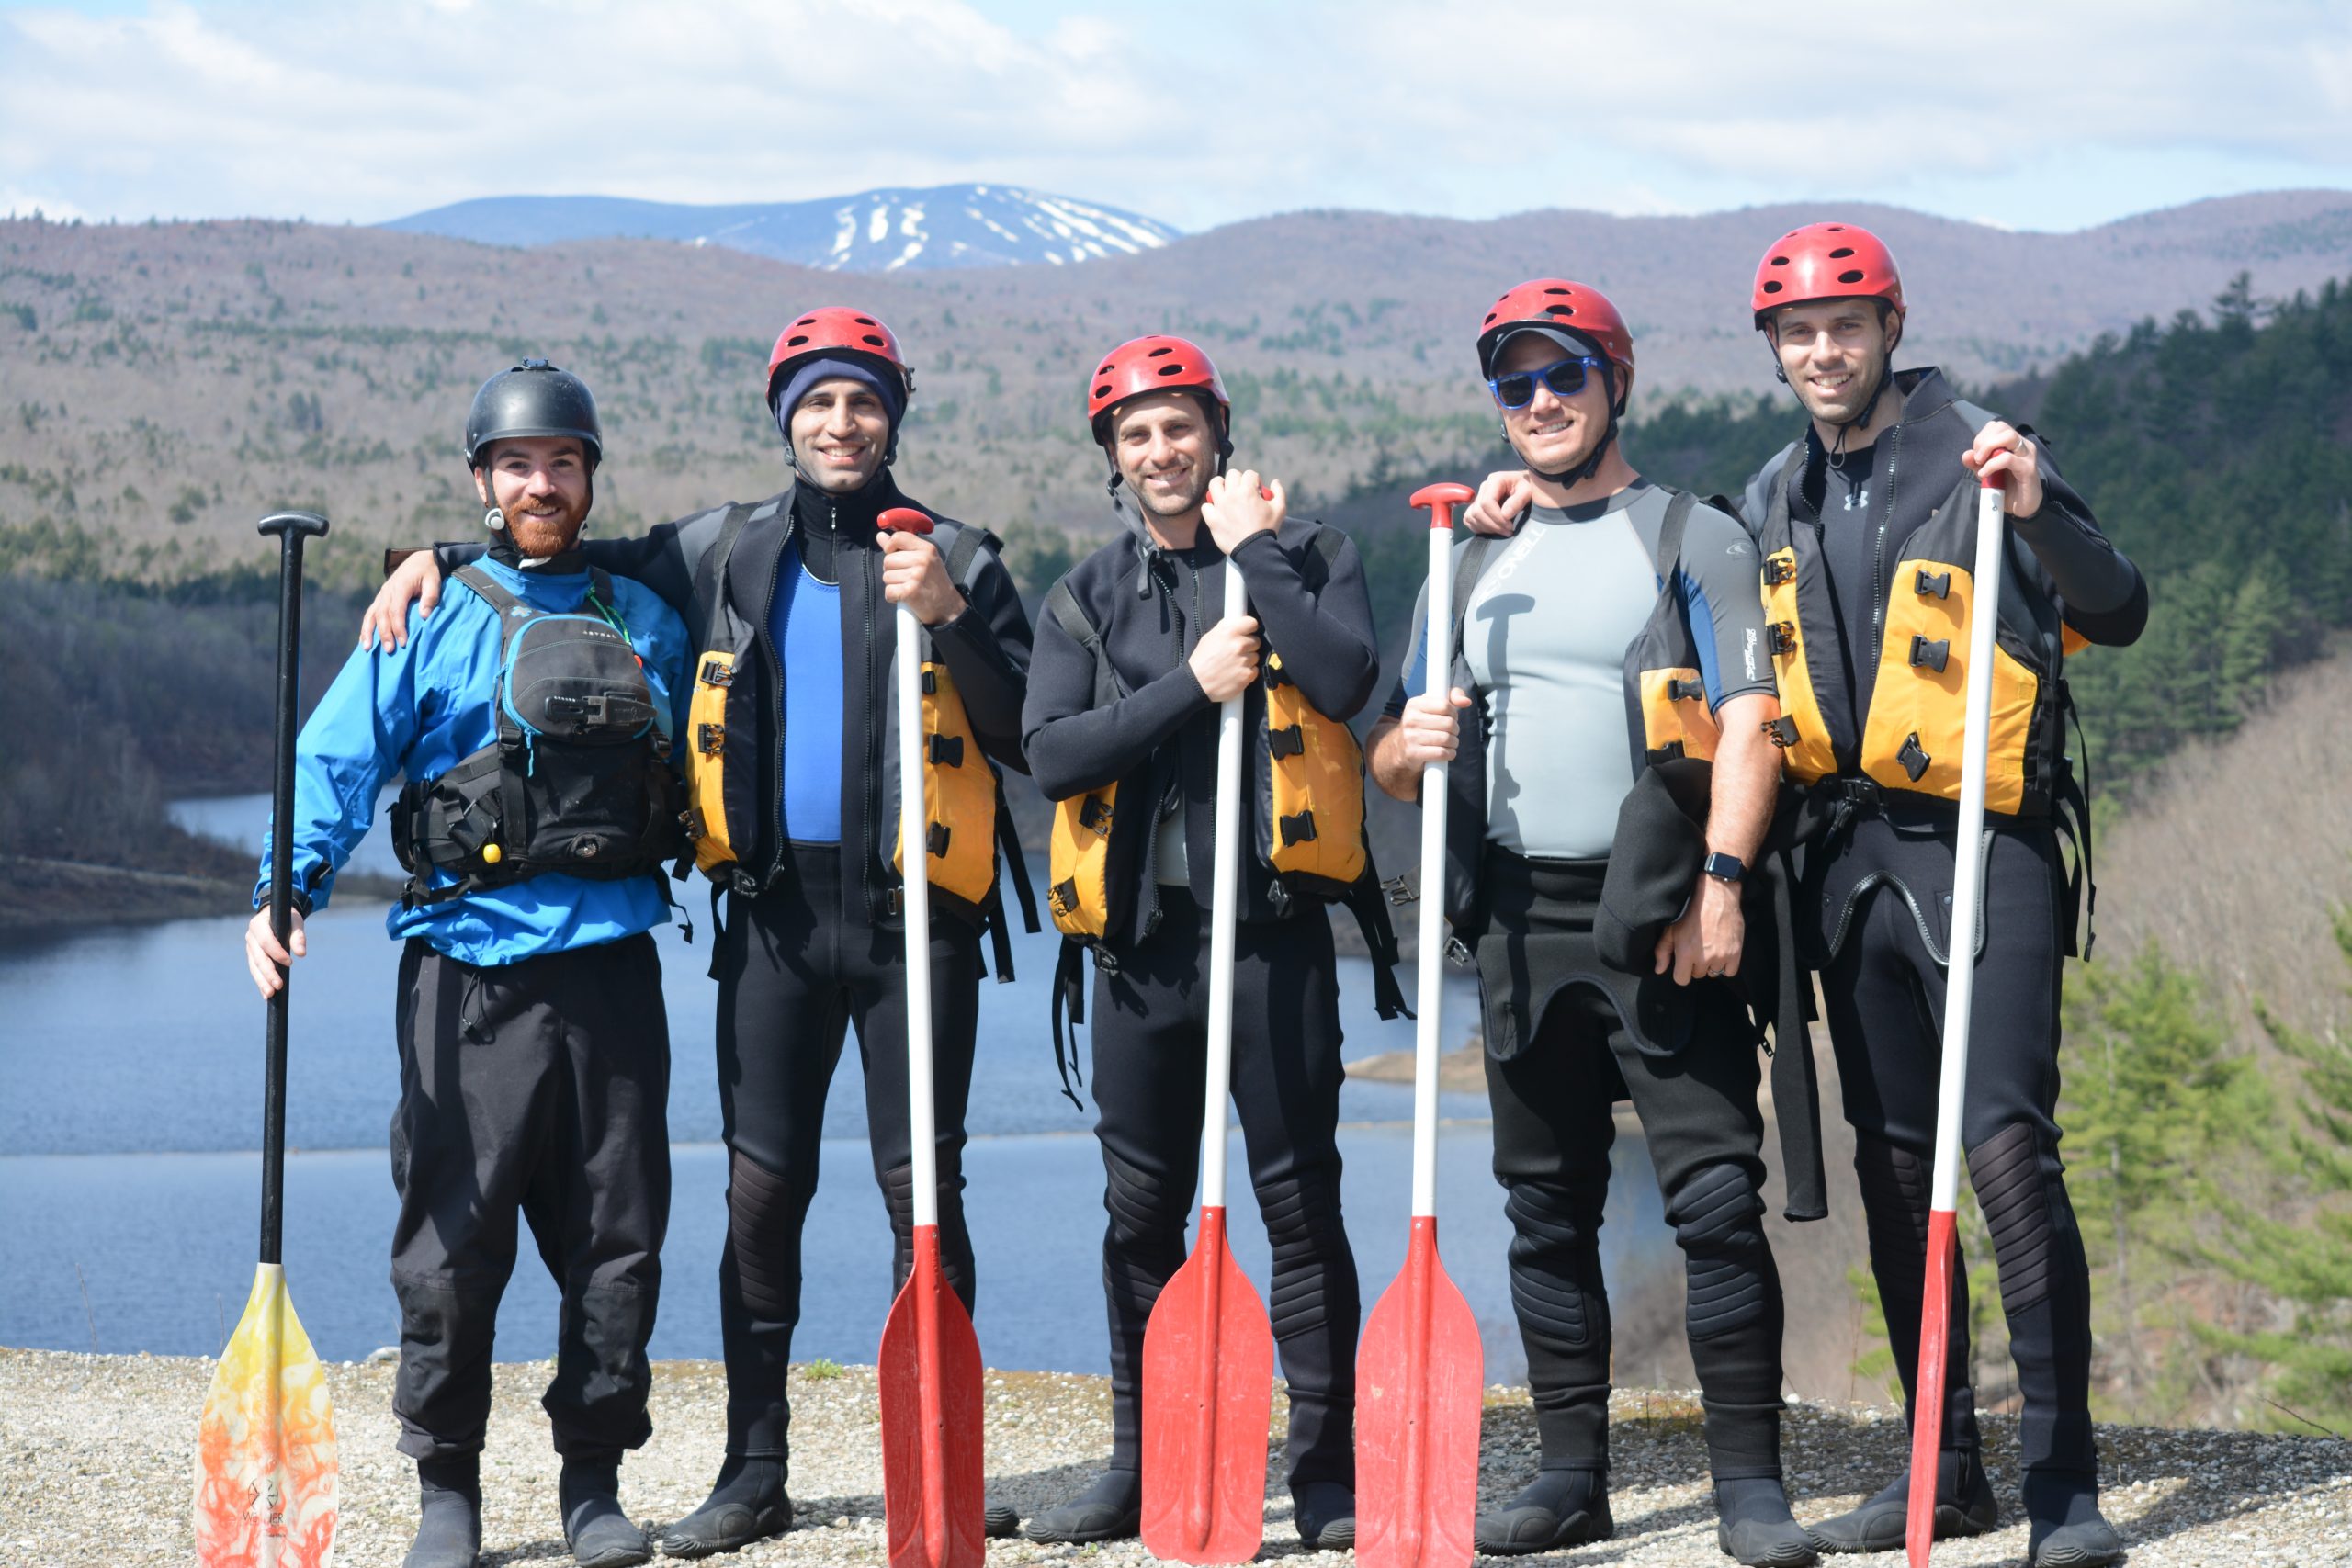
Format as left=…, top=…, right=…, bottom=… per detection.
left=1842, top=486, right=1871, bottom=512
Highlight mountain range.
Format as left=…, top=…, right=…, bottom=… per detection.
left=6, top=189, right=2351, bottom=568
left=384, top=185, right=1180, bottom=273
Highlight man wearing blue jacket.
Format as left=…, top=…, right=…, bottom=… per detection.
left=243, top=361, right=689, bottom=1568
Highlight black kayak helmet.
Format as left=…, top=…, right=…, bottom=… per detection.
left=464, top=358, right=602, bottom=469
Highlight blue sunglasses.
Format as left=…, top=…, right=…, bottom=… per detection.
left=1488, top=354, right=1605, bottom=411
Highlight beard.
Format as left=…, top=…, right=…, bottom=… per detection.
left=1126, top=465, right=1212, bottom=519
left=504, top=496, right=588, bottom=558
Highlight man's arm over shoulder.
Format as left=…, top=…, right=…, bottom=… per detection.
left=930, top=524, right=1035, bottom=774
left=1232, top=520, right=1380, bottom=720
left=1022, top=567, right=1207, bottom=800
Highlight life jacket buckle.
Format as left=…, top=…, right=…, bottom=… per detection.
left=697, top=658, right=734, bottom=687
left=1766, top=621, right=1798, bottom=657
left=1897, top=732, right=1932, bottom=781
left=1763, top=554, right=1796, bottom=587
left=1077, top=795, right=1113, bottom=834
left=1909, top=635, right=1951, bottom=673
left=696, top=721, right=726, bottom=755
left=926, top=822, right=952, bottom=858
left=1279, top=809, right=1318, bottom=846
left=1645, top=741, right=1687, bottom=765
left=921, top=668, right=938, bottom=695
left=1268, top=724, right=1307, bottom=760
left=1382, top=873, right=1419, bottom=907
left=1761, top=716, right=1800, bottom=749
left=1915, top=569, right=1952, bottom=599
left=1667, top=676, right=1705, bottom=703
left=927, top=734, right=966, bottom=767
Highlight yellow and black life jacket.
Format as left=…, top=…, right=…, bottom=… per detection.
left=1752, top=429, right=2074, bottom=819
left=680, top=498, right=1029, bottom=936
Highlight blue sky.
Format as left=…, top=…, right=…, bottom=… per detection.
left=2, top=0, right=2347, bottom=234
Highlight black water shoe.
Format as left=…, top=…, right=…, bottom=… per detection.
left=983, top=1503, right=1020, bottom=1538
left=1023, top=1469, right=1142, bottom=1543
left=1714, top=1477, right=1817, bottom=1566
left=560, top=1459, right=651, bottom=1568
left=1473, top=1467, right=1614, bottom=1555
left=404, top=1456, right=482, bottom=1568
left=2025, top=1472, right=2124, bottom=1567
left=1807, top=1449, right=1996, bottom=1553
left=656, top=1455, right=792, bottom=1558
left=1293, top=1480, right=1357, bottom=1549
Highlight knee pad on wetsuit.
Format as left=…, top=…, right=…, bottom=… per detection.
left=1252, top=1169, right=1351, bottom=1342
left=1967, top=1121, right=2065, bottom=1315
left=878, top=1160, right=977, bottom=1309
left=726, top=1150, right=799, bottom=1323
left=1503, top=1180, right=1608, bottom=1350
left=1666, top=1163, right=1774, bottom=1340
left=1102, top=1149, right=1190, bottom=1255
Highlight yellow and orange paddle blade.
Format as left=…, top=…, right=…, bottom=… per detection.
left=195, top=1262, right=338, bottom=1567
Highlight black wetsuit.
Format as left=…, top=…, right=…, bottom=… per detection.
left=1023, top=515, right=1381, bottom=1491
left=1737, top=369, right=2147, bottom=1494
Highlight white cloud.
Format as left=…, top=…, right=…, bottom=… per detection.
left=0, top=0, right=2346, bottom=233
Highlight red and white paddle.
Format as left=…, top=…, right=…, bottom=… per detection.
left=875, top=507, right=987, bottom=1568
left=1356, top=484, right=1484, bottom=1568
left=1905, top=476, right=2008, bottom=1568
left=1141, top=553, right=1276, bottom=1567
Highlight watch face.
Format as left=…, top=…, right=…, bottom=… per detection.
left=1705, top=852, right=1745, bottom=882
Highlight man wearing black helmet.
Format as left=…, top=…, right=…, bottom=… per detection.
left=1019, top=334, right=1398, bottom=1551
left=362, top=310, right=1036, bottom=1556
left=1374, top=283, right=1819, bottom=1567
left=248, top=361, right=690, bottom=1568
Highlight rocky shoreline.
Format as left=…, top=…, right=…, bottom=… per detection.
left=4, top=1347, right=2345, bottom=1565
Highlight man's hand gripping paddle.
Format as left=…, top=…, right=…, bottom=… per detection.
left=195, top=511, right=339, bottom=1568
left=1355, top=485, right=1486, bottom=1568
left=1140, top=553, right=1276, bottom=1566
left=1905, top=477, right=2007, bottom=1568
left=876, top=508, right=988, bottom=1568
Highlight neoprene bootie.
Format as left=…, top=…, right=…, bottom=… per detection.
left=1293, top=1480, right=1357, bottom=1549
left=1473, top=1467, right=1614, bottom=1556
left=982, top=1502, right=1020, bottom=1538
left=1714, top=1477, right=1817, bottom=1567
left=404, top=1456, right=482, bottom=1568
left=656, top=1455, right=792, bottom=1558
left=560, top=1458, right=651, bottom=1568
left=1022, top=1468, right=1141, bottom=1543
left=1807, top=1446, right=1996, bottom=1552
left=2023, top=1472, right=2124, bottom=1567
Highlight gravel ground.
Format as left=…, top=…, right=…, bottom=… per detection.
left=4, top=1347, right=2346, bottom=1565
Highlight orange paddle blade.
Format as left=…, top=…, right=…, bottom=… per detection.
left=1141, top=1207, right=1274, bottom=1565
left=1356, top=1216, right=1483, bottom=1568
left=194, top=1263, right=338, bottom=1568
left=877, top=1225, right=987, bottom=1568
left=1906, top=1208, right=1960, bottom=1568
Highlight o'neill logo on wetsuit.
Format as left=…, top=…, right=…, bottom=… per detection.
left=1744, top=626, right=1759, bottom=682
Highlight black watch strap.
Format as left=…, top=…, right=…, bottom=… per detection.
left=1702, top=851, right=1747, bottom=884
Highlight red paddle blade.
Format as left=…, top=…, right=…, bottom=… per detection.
left=877, top=1226, right=986, bottom=1568
left=1357, top=1217, right=1483, bottom=1568
left=1141, top=1207, right=1275, bottom=1565
left=1905, top=1208, right=1959, bottom=1568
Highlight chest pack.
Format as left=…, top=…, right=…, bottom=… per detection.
left=393, top=565, right=684, bottom=907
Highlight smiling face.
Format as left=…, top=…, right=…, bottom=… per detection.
left=1107, top=390, right=1219, bottom=522
left=788, top=377, right=892, bottom=492
left=471, top=435, right=592, bottom=557
left=1494, top=333, right=1621, bottom=477
left=1768, top=299, right=1900, bottom=426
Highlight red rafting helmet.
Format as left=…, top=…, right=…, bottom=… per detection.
left=765, top=306, right=913, bottom=400
left=1476, top=279, right=1636, bottom=390
left=1087, top=334, right=1231, bottom=450
left=1751, top=222, right=1905, bottom=328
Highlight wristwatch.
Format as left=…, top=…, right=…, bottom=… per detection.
left=1702, top=852, right=1747, bottom=885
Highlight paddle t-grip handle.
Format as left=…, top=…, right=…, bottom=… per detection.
left=1410, top=481, right=1475, bottom=532
left=878, top=506, right=934, bottom=536
left=257, top=509, right=328, bottom=1267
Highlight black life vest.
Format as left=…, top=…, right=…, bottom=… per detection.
left=393, top=565, right=685, bottom=907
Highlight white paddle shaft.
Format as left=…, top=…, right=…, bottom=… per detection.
left=896, top=598, right=939, bottom=1229
left=1410, top=529, right=1453, bottom=1219
left=1926, top=484, right=2009, bottom=1213
left=1198, top=558, right=1250, bottom=1212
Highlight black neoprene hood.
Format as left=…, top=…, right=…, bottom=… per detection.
left=465, top=358, right=603, bottom=468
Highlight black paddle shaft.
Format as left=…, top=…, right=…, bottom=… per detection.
left=257, top=510, right=329, bottom=1266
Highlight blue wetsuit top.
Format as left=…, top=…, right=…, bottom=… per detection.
left=254, top=557, right=690, bottom=965
left=770, top=538, right=844, bottom=843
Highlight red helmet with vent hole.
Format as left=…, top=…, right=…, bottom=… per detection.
left=1751, top=223, right=1905, bottom=327
left=1476, top=279, right=1635, bottom=385
left=766, top=307, right=911, bottom=396
left=1087, top=335, right=1230, bottom=444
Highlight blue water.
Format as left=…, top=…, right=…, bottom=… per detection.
left=0, top=795, right=1679, bottom=1381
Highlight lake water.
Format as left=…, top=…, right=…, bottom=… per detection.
left=0, top=795, right=1678, bottom=1383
